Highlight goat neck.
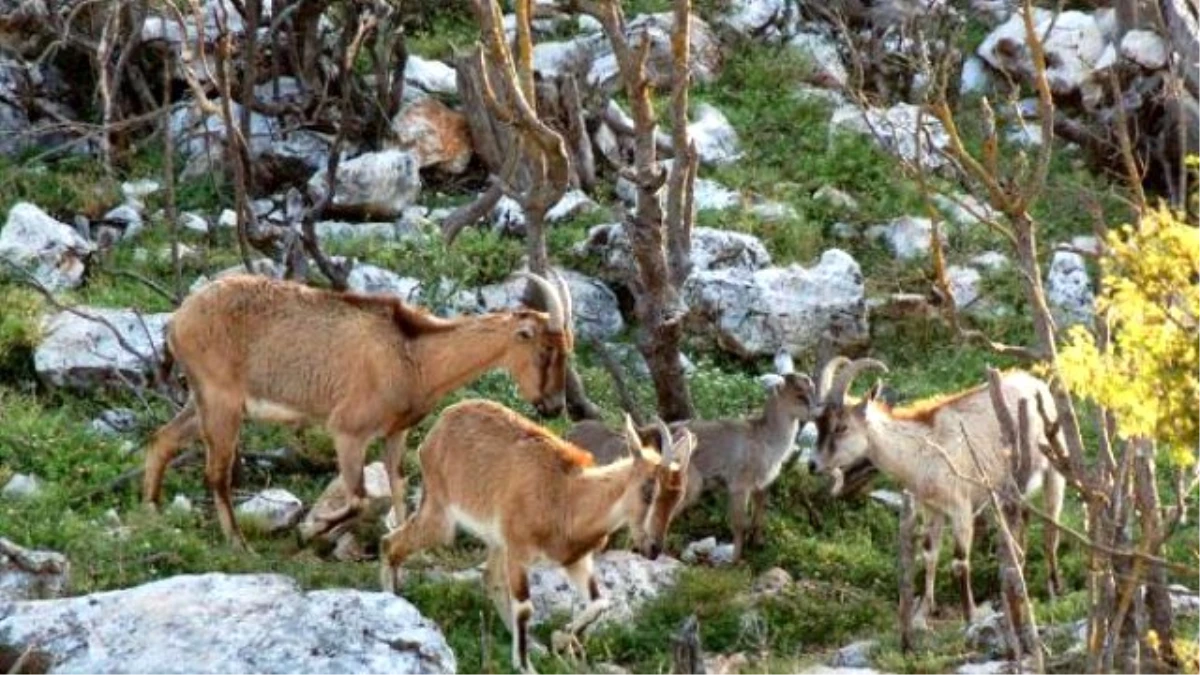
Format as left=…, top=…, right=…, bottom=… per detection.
left=860, top=403, right=937, bottom=493
left=754, top=393, right=802, bottom=458
left=410, top=314, right=527, bottom=408
left=565, top=458, right=643, bottom=544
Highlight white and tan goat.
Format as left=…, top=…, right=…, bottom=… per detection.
left=380, top=399, right=694, bottom=673
left=808, top=359, right=1066, bottom=619
left=567, top=351, right=820, bottom=561
left=143, top=272, right=574, bottom=548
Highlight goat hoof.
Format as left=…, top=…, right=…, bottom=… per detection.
left=551, top=630, right=585, bottom=661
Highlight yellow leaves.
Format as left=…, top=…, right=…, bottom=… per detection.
left=1055, top=204, right=1199, bottom=465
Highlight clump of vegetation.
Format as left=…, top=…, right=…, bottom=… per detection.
left=1056, top=203, right=1200, bottom=464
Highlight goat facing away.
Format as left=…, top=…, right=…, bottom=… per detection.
left=142, top=272, right=574, bottom=548
left=380, top=399, right=695, bottom=674
left=808, top=358, right=1066, bottom=620
left=566, top=351, right=820, bottom=562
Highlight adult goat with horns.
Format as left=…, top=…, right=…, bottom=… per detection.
left=143, top=271, right=575, bottom=549
left=808, top=358, right=1066, bottom=620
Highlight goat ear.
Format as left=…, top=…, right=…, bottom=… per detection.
left=858, top=381, right=883, bottom=409
left=515, top=321, right=536, bottom=341
left=670, top=429, right=696, bottom=469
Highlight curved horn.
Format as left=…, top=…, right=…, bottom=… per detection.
left=828, top=358, right=889, bottom=407
left=816, top=355, right=850, bottom=401
left=516, top=271, right=564, bottom=333
left=655, top=417, right=673, bottom=462
left=622, top=413, right=641, bottom=456
left=548, top=268, right=574, bottom=336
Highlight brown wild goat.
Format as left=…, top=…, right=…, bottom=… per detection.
left=567, top=351, right=821, bottom=561
left=143, top=272, right=574, bottom=548
left=380, top=399, right=694, bottom=673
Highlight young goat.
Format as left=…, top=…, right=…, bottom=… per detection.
left=380, top=399, right=694, bottom=673
left=808, top=359, right=1066, bottom=620
left=566, top=351, right=818, bottom=561
left=143, top=272, right=574, bottom=548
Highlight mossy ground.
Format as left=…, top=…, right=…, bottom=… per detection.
left=0, top=18, right=1196, bottom=675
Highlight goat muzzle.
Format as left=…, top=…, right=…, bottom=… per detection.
left=534, top=395, right=566, bottom=419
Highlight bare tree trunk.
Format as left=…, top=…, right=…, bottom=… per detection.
left=1135, top=441, right=1179, bottom=671
left=573, top=0, right=696, bottom=421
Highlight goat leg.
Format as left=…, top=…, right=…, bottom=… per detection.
left=383, top=430, right=409, bottom=525
left=748, top=488, right=768, bottom=547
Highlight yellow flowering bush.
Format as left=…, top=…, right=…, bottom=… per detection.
left=1056, top=203, right=1199, bottom=466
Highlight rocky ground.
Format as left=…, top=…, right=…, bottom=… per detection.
left=0, top=0, right=1197, bottom=672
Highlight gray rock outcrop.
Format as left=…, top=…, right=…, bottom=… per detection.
left=0, top=573, right=456, bottom=673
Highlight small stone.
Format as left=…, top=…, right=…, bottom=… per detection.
left=869, top=489, right=904, bottom=512
left=90, top=408, right=138, bottom=436
left=813, top=185, right=859, bottom=212
left=179, top=212, right=209, bottom=233
left=217, top=209, right=237, bottom=228
left=960, top=55, right=992, bottom=95
left=680, top=537, right=736, bottom=566
left=235, top=488, right=305, bottom=533
left=970, top=250, right=1010, bottom=272
left=946, top=265, right=982, bottom=308
left=752, top=567, right=793, bottom=597
left=1120, top=29, right=1168, bottom=70
left=0, top=538, right=70, bottom=601
left=830, top=639, right=877, bottom=668
left=866, top=216, right=943, bottom=261
left=2, top=474, right=43, bottom=500
left=168, top=495, right=193, bottom=513
left=121, top=179, right=161, bottom=205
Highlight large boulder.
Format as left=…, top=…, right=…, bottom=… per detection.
left=789, top=32, right=848, bottom=89
left=865, top=216, right=945, bottom=261
left=688, top=103, right=742, bottom=166
left=978, top=9, right=1107, bottom=107
left=0, top=202, right=94, bottom=291
left=0, top=573, right=456, bottom=673
left=475, top=267, right=624, bottom=341
left=526, top=550, right=681, bottom=627
left=0, top=538, right=69, bottom=601
left=404, top=56, right=459, bottom=96
left=830, top=102, right=951, bottom=171
left=1046, top=250, right=1094, bottom=329
left=390, top=99, right=473, bottom=174
left=576, top=222, right=771, bottom=286
left=169, top=101, right=330, bottom=182
left=308, top=149, right=421, bottom=220
left=534, top=13, right=722, bottom=95
left=683, top=249, right=868, bottom=359
left=714, top=0, right=803, bottom=41
left=34, top=308, right=170, bottom=391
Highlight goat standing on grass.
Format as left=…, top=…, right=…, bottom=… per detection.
left=143, top=272, right=574, bottom=549
left=807, top=359, right=1066, bottom=620
left=567, top=351, right=820, bottom=561
left=380, top=399, right=694, bottom=674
